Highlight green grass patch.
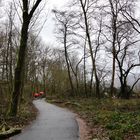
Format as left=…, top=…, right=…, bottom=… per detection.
left=54, top=98, right=140, bottom=139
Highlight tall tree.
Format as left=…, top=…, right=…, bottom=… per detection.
left=53, top=10, right=76, bottom=96
left=6, top=3, right=15, bottom=94
left=108, top=0, right=118, bottom=97
left=115, top=18, right=140, bottom=99
left=77, top=0, right=101, bottom=98
left=9, top=0, right=43, bottom=116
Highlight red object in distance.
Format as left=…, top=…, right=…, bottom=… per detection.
left=33, top=91, right=45, bottom=98
left=39, top=91, right=44, bottom=96
left=34, top=93, right=40, bottom=98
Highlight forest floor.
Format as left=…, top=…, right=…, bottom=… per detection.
left=0, top=100, right=38, bottom=138
left=1, top=97, right=140, bottom=140
left=47, top=97, right=140, bottom=140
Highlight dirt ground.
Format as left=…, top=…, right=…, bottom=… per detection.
left=76, top=115, right=92, bottom=140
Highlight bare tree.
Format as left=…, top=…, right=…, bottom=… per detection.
left=76, top=0, right=102, bottom=98
left=53, top=9, right=76, bottom=96
left=5, top=3, right=16, bottom=94
left=119, top=0, right=140, bottom=34
left=108, top=0, right=118, bottom=96
left=115, top=21, right=140, bottom=98
left=39, top=46, right=51, bottom=96
left=9, top=0, right=43, bottom=116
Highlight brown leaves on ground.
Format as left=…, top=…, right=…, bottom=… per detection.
left=0, top=102, right=38, bottom=133
left=76, top=115, right=92, bottom=140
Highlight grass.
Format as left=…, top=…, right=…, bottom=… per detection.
left=48, top=98, right=140, bottom=140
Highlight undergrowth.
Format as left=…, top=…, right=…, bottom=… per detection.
left=49, top=98, right=140, bottom=140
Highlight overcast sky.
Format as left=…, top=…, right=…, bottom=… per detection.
left=2, top=0, right=140, bottom=45
left=39, top=0, right=69, bottom=45
left=39, top=0, right=140, bottom=45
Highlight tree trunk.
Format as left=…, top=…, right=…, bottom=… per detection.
left=93, top=59, right=100, bottom=99
left=43, top=65, right=46, bottom=96
left=120, top=85, right=129, bottom=99
left=9, top=30, right=13, bottom=93
left=110, top=47, right=116, bottom=97
left=64, top=25, right=74, bottom=96
left=79, top=0, right=100, bottom=97
left=9, top=0, right=42, bottom=116
left=120, top=79, right=130, bottom=99
left=9, top=14, right=29, bottom=116
left=109, top=0, right=117, bottom=97
left=83, top=41, right=87, bottom=97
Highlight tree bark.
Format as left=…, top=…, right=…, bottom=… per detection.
left=9, top=15, right=29, bottom=116
left=79, top=0, right=100, bottom=98
left=83, top=38, right=87, bottom=97
left=9, top=0, right=42, bottom=116
left=64, top=25, right=74, bottom=96
left=109, top=0, right=117, bottom=97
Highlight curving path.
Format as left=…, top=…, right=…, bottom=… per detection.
left=10, top=99, right=79, bottom=140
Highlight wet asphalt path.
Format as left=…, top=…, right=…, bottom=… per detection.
left=11, top=99, right=79, bottom=140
